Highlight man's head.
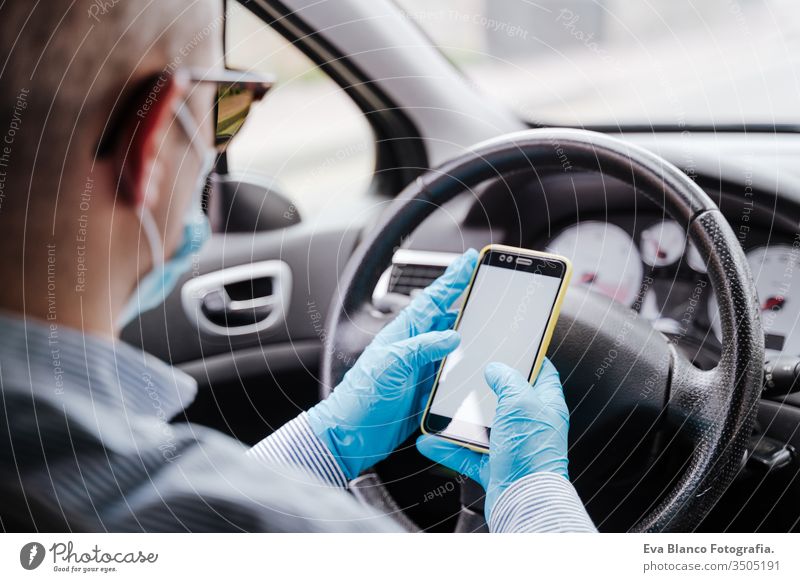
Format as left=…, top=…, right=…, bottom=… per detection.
left=0, top=0, right=222, bottom=334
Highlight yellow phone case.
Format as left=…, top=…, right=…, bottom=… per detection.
left=420, top=244, right=573, bottom=453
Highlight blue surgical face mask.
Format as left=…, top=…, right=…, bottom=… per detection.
left=120, top=101, right=214, bottom=328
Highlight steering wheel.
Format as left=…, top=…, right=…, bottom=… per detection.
left=320, top=128, right=764, bottom=532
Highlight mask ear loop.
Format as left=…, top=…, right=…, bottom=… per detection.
left=137, top=203, right=164, bottom=270
left=173, top=98, right=212, bottom=164
left=133, top=102, right=190, bottom=275
left=173, top=98, right=216, bottom=212
left=136, top=99, right=205, bottom=272
left=120, top=199, right=165, bottom=327
left=174, top=101, right=199, bottom=144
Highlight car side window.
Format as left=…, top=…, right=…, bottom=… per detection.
left=224, top=3, right=375, bottom=220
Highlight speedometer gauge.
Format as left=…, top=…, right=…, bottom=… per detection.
left=709, top=244, right=800, bottom=355
left=685, top=241, right=707, bottom=274
left=748, top=245, right=800, bottom=354
left=640, top=220, right=685, bottom=267
left=547, top=221, right=643, bottom=306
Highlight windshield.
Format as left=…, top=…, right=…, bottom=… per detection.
left=395, top=0, right=799, bottom=127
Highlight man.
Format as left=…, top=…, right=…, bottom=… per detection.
left=0, top=0, right=595, bottom=532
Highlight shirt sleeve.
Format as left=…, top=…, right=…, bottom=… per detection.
left=489, top=472, right=597, bottom=533
left=247, top=412, right=348, bottom=489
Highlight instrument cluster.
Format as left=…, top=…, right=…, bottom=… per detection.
left=546, top=219, right=800, bottom=357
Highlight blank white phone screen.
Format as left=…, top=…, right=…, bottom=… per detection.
left=429, top=262, right=563, bottom=428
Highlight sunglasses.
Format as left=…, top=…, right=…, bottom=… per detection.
left=98, top=67, right=274, bottom=156
left=186, top=68, right=274, bottom=152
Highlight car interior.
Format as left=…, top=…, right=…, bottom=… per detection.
left=122, top=0, right=800, bottom=532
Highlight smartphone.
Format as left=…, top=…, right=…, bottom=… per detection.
left=421, top=244, right=572, bottom=452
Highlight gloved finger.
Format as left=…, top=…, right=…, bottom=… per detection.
left=532, top=357, right=569, bottom=407
left=417, top=248, right=478, bottom=311
left=430, top=309, right=458, bottom=332
left=416, top=434, right=489, bottom=489
left=536, top=357, right=561, bottom=383
left=368, top=330, right=460, bottom=384
left=412, top=248, right=477, bottom=315
left=377, top=249, right=478, bottom=343
left=484, top=361, right=531, bottom=401
left=393, top=330, right=461, bottom=369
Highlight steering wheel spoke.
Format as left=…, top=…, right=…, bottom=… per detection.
left=324, top=303, right=392, bottom=392
left=668, top=348, right=721, bottom=431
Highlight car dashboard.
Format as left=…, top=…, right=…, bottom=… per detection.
left=380, top=132, right=800, bottom=375
left=371, top=133, right=800, bottom=530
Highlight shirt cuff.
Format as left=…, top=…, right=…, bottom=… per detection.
left=247, top=412, right=348, bottom=489
left=489, top=472, right=597, bottom=533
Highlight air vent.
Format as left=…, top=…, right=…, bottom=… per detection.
left=388, top=263, right=447, bottom=295
left=373, top=250, right=462, bottom=303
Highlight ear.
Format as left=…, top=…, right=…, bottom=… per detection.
left=111, top=73, right=187, bottom=210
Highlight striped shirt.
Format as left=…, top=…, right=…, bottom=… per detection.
left=0, top=312, right=595, bottom=532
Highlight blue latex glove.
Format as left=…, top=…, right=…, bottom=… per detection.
left=416, top=358, right=569, bottom=521
left=307, top=248, right=479, bottom=480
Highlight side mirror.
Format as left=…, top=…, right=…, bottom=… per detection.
left=211, top=173, right=301, bottom=233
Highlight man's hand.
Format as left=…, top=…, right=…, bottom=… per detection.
left=416, top=358, right=570, bottom=521
left=306, top=249, right=479, bottom=480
